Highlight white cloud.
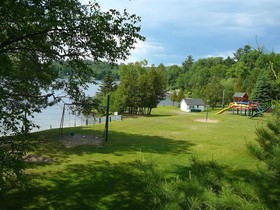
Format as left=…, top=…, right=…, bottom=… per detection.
left=79, top=0, right=280, bottom=65
left=122, top=40, right=165, bottom=64
left=81, top=0, right=280, bottom=31
left=204, top=51, right=235, bottom=59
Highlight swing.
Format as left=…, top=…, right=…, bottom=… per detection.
left=58, top=103, right=104, bottom=146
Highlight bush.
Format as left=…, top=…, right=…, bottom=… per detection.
left=138, top=156, right=265, bottom=209
left=0, top=135, right=30, bottom=196
left=248, top=103, right=280, bottom=208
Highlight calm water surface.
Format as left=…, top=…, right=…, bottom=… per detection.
left=32, top=81, right=173, bottom=132
left=32, top=82, right=101, bottom=132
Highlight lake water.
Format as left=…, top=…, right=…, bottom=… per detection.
left=32, top=82, right=173, bottom=132
left=32, top=81, right=101, bottom=132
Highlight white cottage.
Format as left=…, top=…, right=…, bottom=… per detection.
left=180, top=98, right=205, bottom=112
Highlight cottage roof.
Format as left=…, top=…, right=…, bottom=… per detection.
left=233, top=92, right=247, bottom=98
left=183, top=98, right=205, bottom=106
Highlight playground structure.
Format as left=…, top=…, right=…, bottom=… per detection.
left=217, top=101, right=265, bottom=118
left=216, top=92, right=271, bottom=118
left=58, top=96, right=120, bottom=143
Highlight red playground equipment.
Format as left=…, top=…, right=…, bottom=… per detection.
left=216, top=92, right=269, bottom=118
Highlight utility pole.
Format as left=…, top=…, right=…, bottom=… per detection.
left=206, top=100, right=209, bottom=122
left=222, top=89, right=225, bottom=109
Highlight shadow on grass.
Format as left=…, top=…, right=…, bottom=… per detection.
left=174, top=162, right=260, bottom=182
left=25, top=129, right=195, bottom=173
left=31, top=129, right=194, bottom=158
left=232, top=168, right=280, bottom=209
left=173, top=161, right=279, bottom=209
left=2, top=161, right=151, bottom=210
left=64, top=130, right=194, bottom=156
left=1, top=131, right=194, bottom=209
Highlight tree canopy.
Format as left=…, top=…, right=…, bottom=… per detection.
left=0, top=0, right=144, bottom=135
left=164, top=45, right=280, bottom=108
left=0, top=0, right=144, bottom=194
left=109, top=61, right=166, bottom=115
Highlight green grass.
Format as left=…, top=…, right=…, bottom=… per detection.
left=2, top=106, right=271, bottom=209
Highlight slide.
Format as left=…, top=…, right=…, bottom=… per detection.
left=264, top=106, right=272, bottom=113
left=250, top=106, right=265, bottom=118
left=250, top=110, right=264, bottom=118
left=216, top=103, right=233, bottom=114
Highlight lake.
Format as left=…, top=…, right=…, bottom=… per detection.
left=32, top=81, right=101, bottom=132
left=32, top=82, right=173, bottom=132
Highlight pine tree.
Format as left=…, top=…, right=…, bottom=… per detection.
left=98, top=71, right=117, bottom=96
left=248, top=105, right=280, bottom=207
left=250, top=71, right=273, bottom=102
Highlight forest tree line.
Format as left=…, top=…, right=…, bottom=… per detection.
left=95, top=44, right=280, bottom=114
left=166, top=44, right=280, bottom=108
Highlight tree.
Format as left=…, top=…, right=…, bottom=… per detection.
left=97, top=70, right=117, bottom=97
left=170, top=90, right=178, bottom=106
left=136, top=72, right=155, bottom=114
left=166, top=65, right=182, bottom=89
left=226, top=62, right=249, bottom=92
left=0, top=0, right=144, bottom=194
left=209, top=64, right=227, bottom=78
left=109, top=88, right=126, bottom=114
left=0, top=0, right=144, bottom=133
left=187, top=58, right=217, bottom=94
left=220, top=78, right=235, bottom=105
left=233, top=44, right=252, bottom=61
left=224, top=56, right=236, bottom=67
left=203, top=77, right=223, bottom=108
left=250, top=71, right=273, bottom=102
left=240, top=49, right=262, bottom=71
left=111, top=62, right=166, bottom=115
left=268, top=52, right=280, bottom=84
left=117, top=61, right=147, bottom=114
left=84, top=60, right=119, bottom=80
left=0, top=0, right=144, bottom=135
left=139, top=157, right=264, bottom=209
left=176, top=72, right=190, bottom=90
left=247, top=105, right=280, bottom=207
left=176, top=88, right=185, bottom=103
left=148, top=64, right=167, bottom=114
left=182, top=55, right=194, bottom=72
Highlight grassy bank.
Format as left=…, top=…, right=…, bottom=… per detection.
left=2, top=106, right=270, bottom=209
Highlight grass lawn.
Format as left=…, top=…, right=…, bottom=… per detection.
left=2, top=106, right=271, bottom=209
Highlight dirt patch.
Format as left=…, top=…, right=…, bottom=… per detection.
left=25, top=154, right=55, bottom=163
left=59, top=133, right=103, bottom=147
left=195, top=118, right=219, bottom=123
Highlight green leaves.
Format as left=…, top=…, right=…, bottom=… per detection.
left=0, top=0, right=144, bottom=135
left=248, top=105, right=280, bottom=206
left=112, top=62, right=166, bottom=115
left=0, top=0, right=144, bottom=194
left=139, top=156, right=265, bottom=210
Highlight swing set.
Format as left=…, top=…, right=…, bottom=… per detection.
left=58, top=95, right=111, bottom=145
left=58, top=95, right=110, bottom=145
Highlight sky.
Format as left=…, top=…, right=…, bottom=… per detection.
left=81, top=0, right=280, bottom=66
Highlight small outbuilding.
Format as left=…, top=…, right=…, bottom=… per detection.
left=180, top=98, right=205, bottom=112
left=233, top=92, right=248, bottom=102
